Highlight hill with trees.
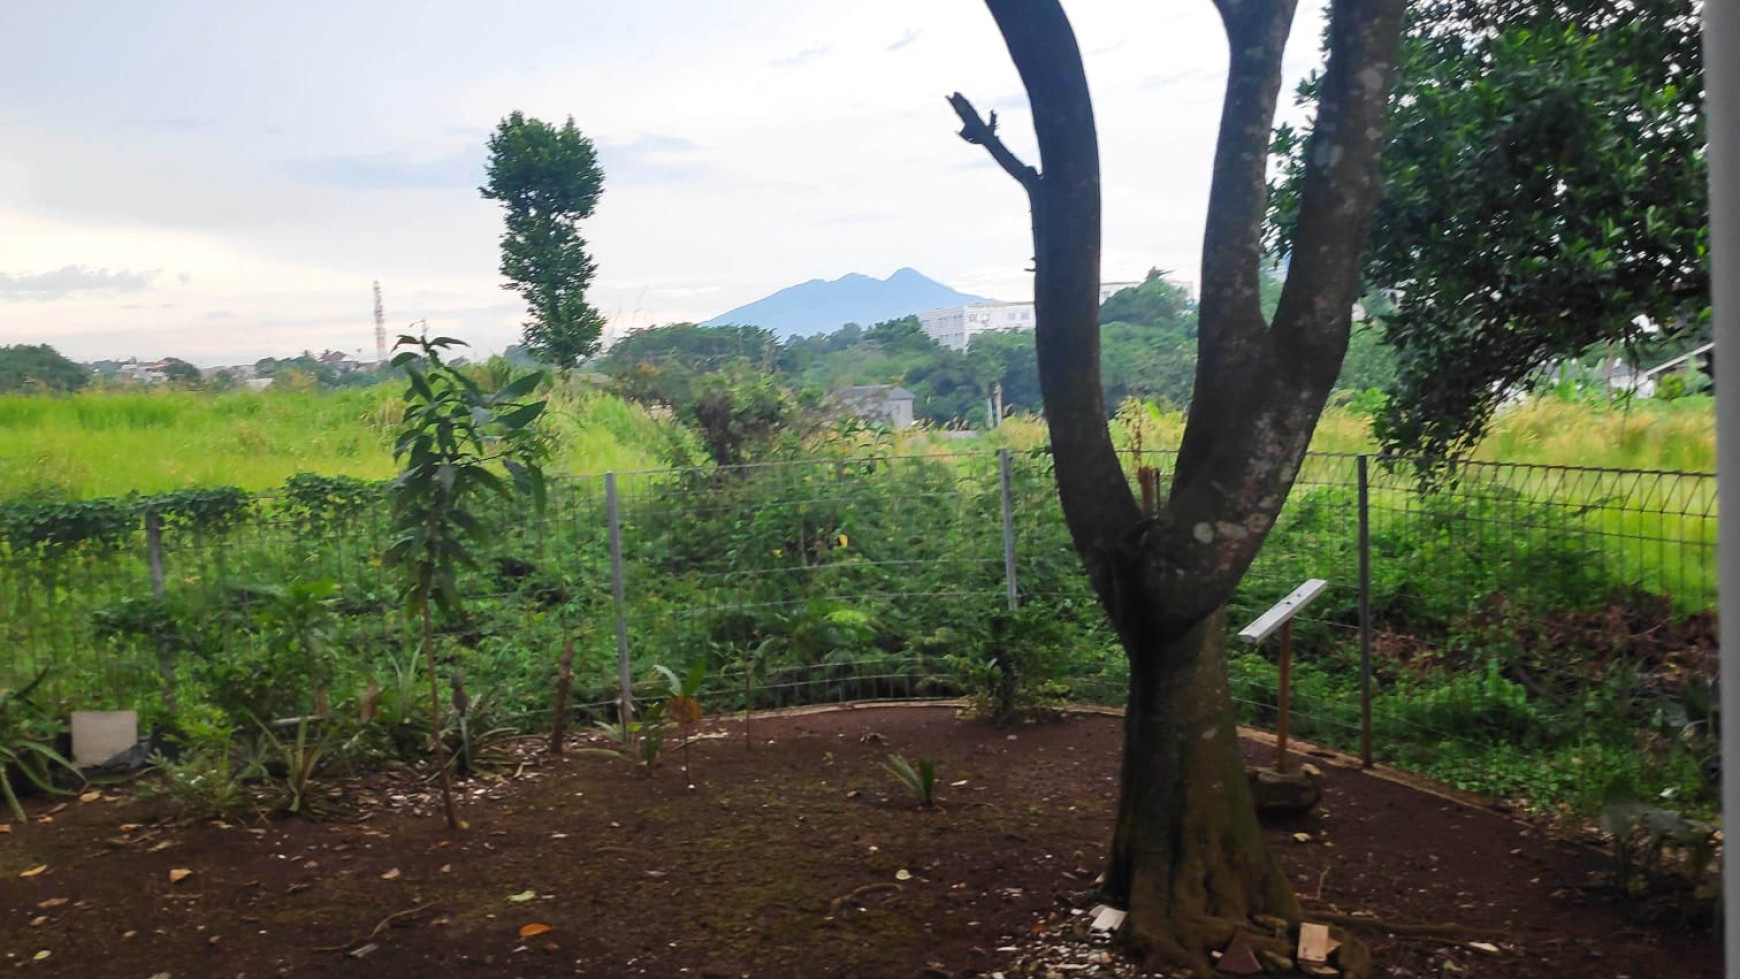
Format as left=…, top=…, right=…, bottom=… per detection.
left=605, top=269, right=1393, bottom=427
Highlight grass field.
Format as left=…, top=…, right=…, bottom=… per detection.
left=0, top=380, right=679, bottom=500
left=0, top=382, right=1712, bottom=503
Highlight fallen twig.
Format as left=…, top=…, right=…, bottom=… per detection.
left=313, top=901, right=437, bottom=952
left=829, top=882, right=901, bottom=913
left=1307, top=909, right=1512, bottom=941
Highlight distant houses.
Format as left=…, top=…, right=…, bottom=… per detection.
left=94, top=349, right=383, bottom=390
left=1602, top=342, right=1714, bottom=398
left=116, top=359, right=170, bottom=384
left=831, top=384, right=916, bottom=429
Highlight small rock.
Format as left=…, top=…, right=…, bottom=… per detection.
left=1252, top=913, right=1290, bottom=936
left=1215, top=934, right=1263, bottom=975
left=1256, top=949, right=1294, bottom=973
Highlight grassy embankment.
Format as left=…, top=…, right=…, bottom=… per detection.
left=0, top=381, right=678, bottom=500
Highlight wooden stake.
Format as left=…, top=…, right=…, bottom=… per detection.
left=549, top=639, right=575, bottom=755
left=1275, top=619, right=1294, bottom=773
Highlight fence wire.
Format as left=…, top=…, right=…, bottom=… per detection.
left=0, top=449, right=1717, bottom=807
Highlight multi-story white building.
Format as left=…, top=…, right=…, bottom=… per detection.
left=918, top=280, right=1146, bottom=351
left=918, top=302, right=1033, bottom=351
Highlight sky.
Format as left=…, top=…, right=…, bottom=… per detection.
left=0, top=1, right=1328, bottom=366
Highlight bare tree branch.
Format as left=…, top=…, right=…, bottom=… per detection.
left=975, top=0, right=1142, bottom=592
left=1173, top=0, right=1300, bottom=494
left=1272, top=0, right=1406, bottom=359
left=1148, top=0, right=1406, bottom=631
left=947, top=94, right=1040, bottom=194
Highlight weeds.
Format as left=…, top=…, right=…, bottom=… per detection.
left=883, top=754, right=937, bottom=809
left=1601, top=796, right=1720, bottom=926
left=0, top=669, right=84, bottom=822
left=147, top=747, right=256, bottom=819
left=246, top=715, right=344, bottom=815
left=577, top=664, right=705, bottom=778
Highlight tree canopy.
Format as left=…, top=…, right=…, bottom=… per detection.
left=1270, top=0, right=1707, bottom=460
left=0, top=344, right=88, bottom=394
left=481, top=112, right=607, bottom=369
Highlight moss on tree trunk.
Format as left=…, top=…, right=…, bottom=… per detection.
left=1103, top=609, right=1300, bottom=974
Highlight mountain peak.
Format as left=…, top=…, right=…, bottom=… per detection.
left=702, top=269, right=993, bottom=338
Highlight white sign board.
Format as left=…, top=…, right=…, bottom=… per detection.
left=1236, top=579, right=1329, bottom=645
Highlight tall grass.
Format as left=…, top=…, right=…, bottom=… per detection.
left=0, top=382, right=679, bottom=500
left=1077, top=396, right=1715, bottom=471
left=1475, top=396, right=1714, bottom=472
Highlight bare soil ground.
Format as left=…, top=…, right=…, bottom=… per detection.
left=0, top=705, right=1718, bottom=978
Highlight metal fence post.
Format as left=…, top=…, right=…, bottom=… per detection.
left=1357, top=454, right=1374, bottom=768
left=998, top=448, right=1018, bottom=611
left=604, top=473, right=634, bottom=735
left=144, top=507, right=177, bottom=714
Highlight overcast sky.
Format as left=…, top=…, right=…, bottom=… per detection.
left=0, top=1, right=1328, bottom=366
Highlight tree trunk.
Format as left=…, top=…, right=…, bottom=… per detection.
left=1104, top=608, right=1298, bottom=972
left=549, top=638, right=575, bottom=755
left=423, top=573, right=459, bottom=830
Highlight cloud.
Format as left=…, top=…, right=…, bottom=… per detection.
left=1143, top=68, right=1219, bottom=90
left=772, top=43, right=829, bottom=68
left=819, top=211, right=894, bottom=227
left=596, top=133, right=716, bottom=185
left=122, top=116, right=216, bottom=132
left=282, top=151, right=480, bottom=191
left=0, top=266, right=156, bottom=302
left=886, top=29, right=920, bottom=52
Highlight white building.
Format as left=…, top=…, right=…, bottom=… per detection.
left=918, top=280, right=1148, bottom=351
left=918, top=302, right=1033, bottom=351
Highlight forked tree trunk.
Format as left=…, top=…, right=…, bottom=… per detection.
left=952, top=0, right=1402, bottom=972
left=1103, top=609, right=1298, bottom=970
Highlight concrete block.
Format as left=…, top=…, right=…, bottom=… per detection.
left=70, top=710, right=137, bottom=767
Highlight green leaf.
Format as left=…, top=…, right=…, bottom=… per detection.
left=494, top=402, right=545, bottom=431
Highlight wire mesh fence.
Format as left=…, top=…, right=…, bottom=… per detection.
left=0, top=448, right=1717, bottom=806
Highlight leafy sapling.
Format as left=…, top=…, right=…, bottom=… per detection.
left=384, top=331, right=548, bottom=829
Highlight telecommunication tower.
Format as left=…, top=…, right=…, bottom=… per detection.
left=372, top=281, right=387, bottom=364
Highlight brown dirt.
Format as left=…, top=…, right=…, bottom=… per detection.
left=0, top=705, right=1718, bottom=978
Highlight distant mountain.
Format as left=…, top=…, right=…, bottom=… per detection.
left=702, top=268, right=993, bottom=337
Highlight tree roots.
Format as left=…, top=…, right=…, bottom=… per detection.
left=1120, top=912, right=1374, bottom=979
